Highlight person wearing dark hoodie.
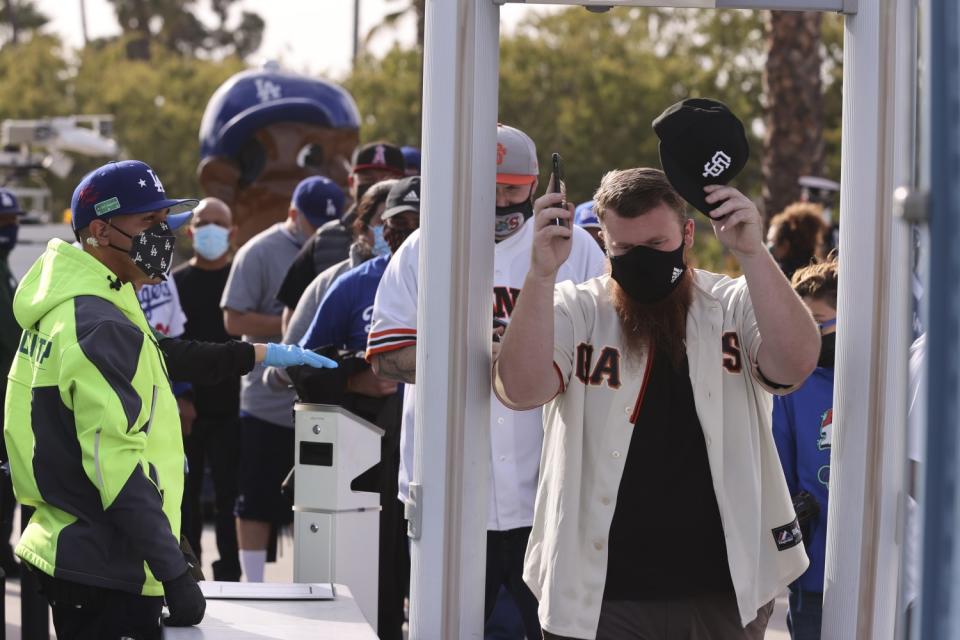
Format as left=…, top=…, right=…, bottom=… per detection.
left=772, top=256, right=838, bottom=640
left=0, top=188, right=24, bottom=578
left=3, top=160, right=336, bottom=639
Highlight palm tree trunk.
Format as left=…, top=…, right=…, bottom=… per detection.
left=762, top=10, right=824, bottom=219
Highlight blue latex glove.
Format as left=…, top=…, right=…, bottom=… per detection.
left=264, top=343, right=339, bottom=369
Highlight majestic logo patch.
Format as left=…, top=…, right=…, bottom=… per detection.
left=772, top=517, right=803, bottom=551
left=94, top=197, right=121, bottom=216
left=702, top=151, right=732, bottom=178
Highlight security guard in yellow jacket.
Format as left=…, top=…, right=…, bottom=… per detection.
left=4, top=160, right=336, bottom=639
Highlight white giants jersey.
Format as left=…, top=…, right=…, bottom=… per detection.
left=494, top=270, right=809, bottom=637
left=367, top=220, right=605, bottom=530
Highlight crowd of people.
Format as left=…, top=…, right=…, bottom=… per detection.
left=0, top=97, right=845, bottom=640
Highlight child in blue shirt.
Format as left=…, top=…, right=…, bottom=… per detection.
left=773, top=257, right=838, bottom=640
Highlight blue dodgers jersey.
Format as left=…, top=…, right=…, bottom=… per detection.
left=772, top=366, right=834, bottom=593
left=301, top=254, right=389, bottom=353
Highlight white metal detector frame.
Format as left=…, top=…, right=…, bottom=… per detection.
left=412, top=1, right=913, bottom=638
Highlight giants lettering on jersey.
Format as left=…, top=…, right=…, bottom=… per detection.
left=722, top=331, right=742, bottom=373
left=574, top=343, right=622, bottom=389
left=494, top=286, right=522, bottom=320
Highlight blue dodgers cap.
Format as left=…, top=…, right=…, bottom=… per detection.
left=199, top=67, right=361, bottom=160
left=71, top=160, right=197, bottom=233
left=574, top=200, right=600, bottom=228
left=292, top=175, right=345, bottom=227
left=0, top=189, right=24, bottom=215
left=401, top=146, right=421, bottom=174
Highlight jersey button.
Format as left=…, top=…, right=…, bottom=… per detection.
left=498, top=455, right=507, bottom=462
left=594, top=541, right=604, bottom=551
left=497, top=417, right=505, bottom=424
left=624, top=406, right=631, bottom=415
left=600, top=497, right=611, bottom=506
left=611, top=450, right=621, bottom=458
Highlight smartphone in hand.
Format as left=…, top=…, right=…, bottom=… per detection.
left=550, top=152, right=568, bottom=227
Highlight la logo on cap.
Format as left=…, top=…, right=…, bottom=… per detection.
left=326, top=199, right=336, bottom=216
left=702, top=151, right=732, bottom=178
left=0, top=193, right=11, bottom=207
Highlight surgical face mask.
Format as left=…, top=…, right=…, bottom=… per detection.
left=495, top=199, right=533, bottom=241
left=818, top=332, right=836, bottom=369
left=608, top=242, right=686, bottom=304
left=192, top=224, right=230, bottom=261
left=110, top=221, right=177, bottom=280
left=372, top=225, right=391, bottom=257
left=0, top=224, right=18, bottom=254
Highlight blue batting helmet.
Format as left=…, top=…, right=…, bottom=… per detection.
left=199, top=66, right=361, bottom=160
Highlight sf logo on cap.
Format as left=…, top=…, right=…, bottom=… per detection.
left=702, top=151, right=732, bottom=178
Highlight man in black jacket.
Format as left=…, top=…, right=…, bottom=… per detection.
left=276, top=142, right=405, bottom=331
left=173, top=197, right=244, bottom=581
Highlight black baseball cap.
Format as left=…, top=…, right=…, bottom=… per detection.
left=351, top=142, right=406, bottom=175
left=382, top=176, right=421, bottom=220
left=652, top=98, right=749, bottom=217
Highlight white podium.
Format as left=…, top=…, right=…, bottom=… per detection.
left=292, top=403, right=384, bottom=629
left=162, top=583, right=377, bottom=639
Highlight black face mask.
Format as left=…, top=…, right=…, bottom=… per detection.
left=109, top=221, right=177, bottom=280
left=609, top=242, right=686, bottom=304
left=818, top=332, right=836, bottom=369
left=495, top=200, right=533, bottom=241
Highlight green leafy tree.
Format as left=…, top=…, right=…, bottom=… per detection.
left=365, top=0, right=426, bottom=51
left=762, top=11, right=823, bottom=218
left=343, top=47, right=423, bottom=147
left=0, top=34, right=69, bottom=119
left=343, top=6, right=843, bottom=272
left=106, top=0, right=264, bottom=61
left=0, top=0, right=48, bottom=47
left=71, top=39, right=246, bottom=197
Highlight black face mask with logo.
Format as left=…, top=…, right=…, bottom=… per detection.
left=609, top=243, right=686, bottom=304
left=495, top=200, right=533, bottom=242
left=109, top=221, right=177, bottom=280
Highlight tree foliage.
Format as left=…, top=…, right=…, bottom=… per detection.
left=0, top=0, right=48, bottom=47
left=105, top=0, right=264, bottom=60
left=762, top=11, right=824, bottom=218
left=347, top=6, right=843, bottom=271
left=0, top=35, right=245, bottom=216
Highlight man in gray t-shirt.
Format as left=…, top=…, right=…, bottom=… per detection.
left=220, top=175, right=345, bottom=583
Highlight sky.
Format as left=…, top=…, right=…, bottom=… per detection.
left=35, top=0, right=546, bottom=80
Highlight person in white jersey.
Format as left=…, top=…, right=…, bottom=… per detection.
left=494, top=165, right=820, bottom=639
left=366, top=123, right=605, bottom=637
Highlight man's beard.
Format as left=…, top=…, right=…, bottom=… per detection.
left=610, top=268, right=694, bottom=370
